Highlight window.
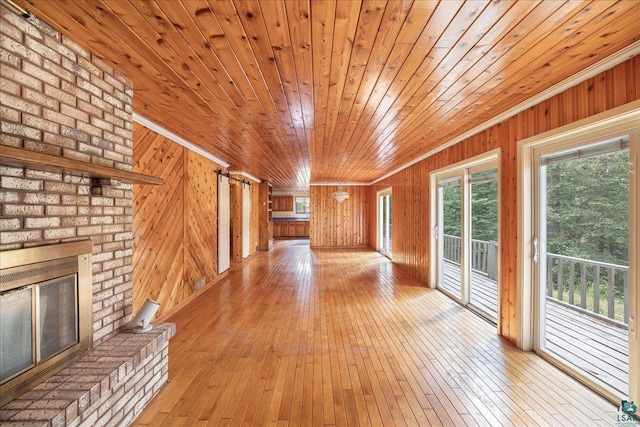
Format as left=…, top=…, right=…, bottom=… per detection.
left=295, top=197, right=310, bottom=214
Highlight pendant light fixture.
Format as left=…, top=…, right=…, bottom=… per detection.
left=332, top=181, right=349, bottom=203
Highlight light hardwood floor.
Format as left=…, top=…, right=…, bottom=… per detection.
left=132, top=240, right=617, bottom=426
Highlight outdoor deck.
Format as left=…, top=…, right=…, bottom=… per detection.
left=440, top=261, right=498, bottom=319
left=441, top=260, right=629, bottom=397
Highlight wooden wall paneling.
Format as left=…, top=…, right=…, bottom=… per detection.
left=225, top=178, right=259, bottom=261
left=369, top=185, right=379, bottom=251
left=133, top=124, right=185, bottom=317
left=250, top=182, right=260, bottom=254
left=633, top=56, right=640, bottom=98
left=501, top=118, right=518, bottom=340
left=133, top=124, right=227, bottom=318
left=370, top=58, right=640, bottom=343
left=231, top=179, right=243, bottom=263
left=184, top=150, right=219, bottom=293
left=258, top=183, right=273, bottom=250
left=310, top=188, right=322, bottom=245
left=310, top=186, right=369, bottom=247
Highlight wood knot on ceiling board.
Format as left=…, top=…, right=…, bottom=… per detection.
left=194, top=7, right=211, bottom=17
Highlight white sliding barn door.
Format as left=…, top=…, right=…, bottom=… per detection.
left=242, top=183, right=250, bottom=259
left=218, top=174, right=230, bottom=274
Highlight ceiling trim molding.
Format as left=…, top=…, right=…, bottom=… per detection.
left=310, top=182, right=368, bottom=186
left=273, top=189, right=310, bottom=194
left=132, top=112, right=231, bottom=168
left=228, top=170, right=261, bottom=183
left=369, top=40, right=640, bottom=185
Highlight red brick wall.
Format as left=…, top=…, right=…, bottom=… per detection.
left=0, top=5, right=134, bottom=345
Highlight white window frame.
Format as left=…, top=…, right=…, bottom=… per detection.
left=517, top=99, right=640, bottom=403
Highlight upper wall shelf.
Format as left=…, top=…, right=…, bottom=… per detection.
left=0, top=145, right=163, bottom=185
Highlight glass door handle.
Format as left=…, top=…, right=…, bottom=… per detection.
left=533, top=236, right=539, bottom=263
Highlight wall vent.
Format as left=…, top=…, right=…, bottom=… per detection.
left=194, top=276, right=206, bottom=291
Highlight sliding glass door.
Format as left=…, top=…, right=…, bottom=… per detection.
left=378, top=189, right=392, bottom=258
left=533, top=136, right=636, bottom=400
left=469, top=169, right=499, bottom=317
left=432, top=155, right=499, bottom=323
left=437, top=177, right=463, bottom=300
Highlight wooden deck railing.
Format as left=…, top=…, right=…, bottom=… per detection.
left=442, top=234, right=498, bottom=280
left=546, top=253, right=629, bottom=324
left=442, top=234, right=629, bottom=324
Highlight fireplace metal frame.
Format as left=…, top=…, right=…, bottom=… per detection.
left=0, top=240, right=93, bottom=405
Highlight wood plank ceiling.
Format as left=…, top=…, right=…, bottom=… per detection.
left=15, top=0, right=640, bottom=189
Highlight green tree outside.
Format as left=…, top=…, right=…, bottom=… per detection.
left=440, top=150, right=629, bottom=321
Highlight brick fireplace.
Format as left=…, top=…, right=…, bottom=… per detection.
left=0, top=4, right=134, bottom=341
left=0, top=5, right=173, bottom=426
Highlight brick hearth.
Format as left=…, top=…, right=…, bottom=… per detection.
left=0, top=324, right=175, bottom=427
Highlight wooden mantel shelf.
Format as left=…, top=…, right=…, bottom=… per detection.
left=0, top=145, right=163, bottom=185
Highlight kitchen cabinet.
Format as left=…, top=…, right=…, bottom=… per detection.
left=273, top=220, right=309, bottom=238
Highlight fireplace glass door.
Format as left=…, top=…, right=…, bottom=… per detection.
left=0, top=273, right=78, bottom=385
left=0, top=242, right=92, bottom=406
left=0, top=287, right=33, bottom=381
left=39, top=275, right=78, bottom=361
